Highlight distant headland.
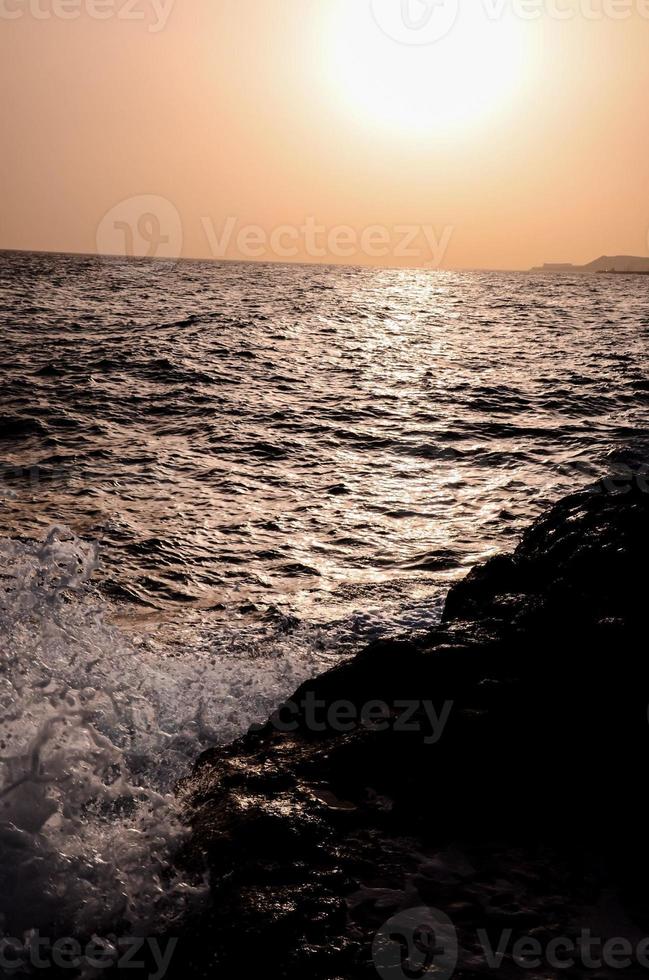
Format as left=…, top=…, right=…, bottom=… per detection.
left=531, top=254, right=649, bottom=274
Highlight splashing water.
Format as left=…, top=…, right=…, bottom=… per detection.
left=0, top=526, right=444, bottom=946
left=0, top=527, right=205, bottom=939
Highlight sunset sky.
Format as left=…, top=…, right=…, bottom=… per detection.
left=1, top=0, right=648, bottom=270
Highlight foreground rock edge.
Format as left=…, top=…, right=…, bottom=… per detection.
left=176, top=479, right=649, bottom=979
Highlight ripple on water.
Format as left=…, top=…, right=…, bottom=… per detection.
left=1, top=251, right=649, bottom=638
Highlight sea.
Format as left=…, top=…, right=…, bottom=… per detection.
left=1, top=248, right=648, bottom=951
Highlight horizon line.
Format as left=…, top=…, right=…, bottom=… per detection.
left=0, top=245, right=574, bottom=276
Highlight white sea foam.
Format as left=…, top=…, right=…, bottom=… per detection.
left=0, top=527, right=205, bottom=941
left=0, top=526, right=444, bottom=947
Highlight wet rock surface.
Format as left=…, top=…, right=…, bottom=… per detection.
left=177, top=480, right=649, bottom=979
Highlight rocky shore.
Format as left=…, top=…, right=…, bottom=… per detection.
left=176, top=477, right=649, bottom=979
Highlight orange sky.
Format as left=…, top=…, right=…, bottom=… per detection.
left=1, top=0, right=648, bottom=270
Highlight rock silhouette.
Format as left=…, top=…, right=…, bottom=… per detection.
left=176, top=476, right=649, bottom=979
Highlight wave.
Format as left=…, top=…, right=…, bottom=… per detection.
left=0, top=529, right=206, bottom=940
left=0, top=527, right=445, bottom=947
left=0, top=415, right=49, bottom=441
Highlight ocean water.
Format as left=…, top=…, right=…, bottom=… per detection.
left=1, top=248, right=648, bottom=950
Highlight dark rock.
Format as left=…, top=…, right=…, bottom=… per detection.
left=174, top=480, right=649, bottom=979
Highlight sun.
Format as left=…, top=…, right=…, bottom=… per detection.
left=326, top=1, right=529, bottom=136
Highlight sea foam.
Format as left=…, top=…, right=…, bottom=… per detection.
left=0, top=527, right=445, bottom=947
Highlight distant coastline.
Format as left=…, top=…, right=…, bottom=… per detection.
left=1, top=246, right=648, bottom=276
left=531, top=254, right=649, bottom=274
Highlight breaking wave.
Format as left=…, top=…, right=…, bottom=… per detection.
left=0, top=527, right=444, bottom=947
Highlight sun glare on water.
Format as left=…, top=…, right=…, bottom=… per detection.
left=327, top=1, right=529, bottom=136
